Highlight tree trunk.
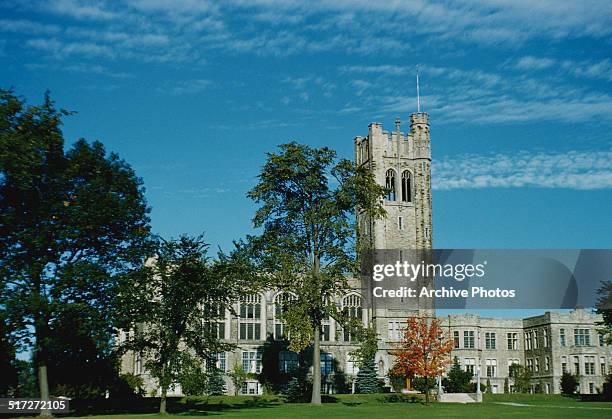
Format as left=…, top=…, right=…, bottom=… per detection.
left=160, top=385, right=167, bottom=414
left=311, top=326, right=321, bottom=404
left=425, top=375, right=429, bottom=405
left=35, top=305, right=51, bottom=417
left=38, top=365, right=51, bottom=417
left=160, top=362, right=168, bottom=414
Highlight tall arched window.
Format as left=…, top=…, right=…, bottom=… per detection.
left=385, top=169, right=396, bottom=201
left=274, top=292, right=297, bottom=340
left=342, top=294, right=363, bottom=342
left=239, top=294, right=262, bottom=340
left=401, top=170, right=412, bottom=202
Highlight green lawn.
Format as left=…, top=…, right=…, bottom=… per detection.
left=50, top=394, right=612, bottom=418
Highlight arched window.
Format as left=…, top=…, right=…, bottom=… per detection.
left=342, top=294, right=363, bottom=342
left=239, top=294, right=262, bottom=341
left=274, top=292, right=297, bottom=340
left=385, top=169, right=396, bottom=201
left=401, top=170, right=412, bottom=202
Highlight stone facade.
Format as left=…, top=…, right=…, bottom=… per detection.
left=120, top=112, right=610, bottom=396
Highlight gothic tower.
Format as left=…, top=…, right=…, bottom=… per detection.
left=354, top=112, right=433, bottom=250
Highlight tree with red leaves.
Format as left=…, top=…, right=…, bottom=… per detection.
left=392, top=316, right=454, bottom=404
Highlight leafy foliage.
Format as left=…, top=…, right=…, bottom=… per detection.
left=411, top=376, right=436, bottom=394
left=391, top=316, right=454, bottom=404
left=509, top=364, right=532, bottom=393
left=603, top=373, right=612, bottom=401
left=0, top=89, right=152, bottom=400
left=560, top=372, right=578, bottom=395
left=0, top=309, right=18, bottom=396
left=245, top=142, right=385, bottom=403
left=442, top=357, right=473, bottom=393
left=228, top=363, right=248, bottom=396
left=596, top=281, right=612, bottom=344
left=45, top=304, right=119, bottom=399
left=350, top=326, right=379, bottom=368
left=122, top=235, right=243, bottom=412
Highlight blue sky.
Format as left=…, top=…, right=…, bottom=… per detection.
left=1, top=0, right=612, bottom=258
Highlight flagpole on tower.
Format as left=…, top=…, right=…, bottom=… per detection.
left=416, top=64, right=421, bottom=113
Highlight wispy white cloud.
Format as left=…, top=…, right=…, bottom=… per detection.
left=156, top=79, right=212, bottom=95
left=5, top=0, right=611, bottom=64
left=433, top=150, right=612, bottom=190
left=515, top=56, right=556, bottom=70
left=0, top=18, right=60, bottom=34
left=26, top=38, right=116, bottom=59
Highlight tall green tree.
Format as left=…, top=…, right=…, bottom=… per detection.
left=509, top=363, right=532, bottom=393
left=124, top=235, right=244, bottom=413
left=247, top=142, right=385, bottom=404
left=0, top=90, right=151, bottom=410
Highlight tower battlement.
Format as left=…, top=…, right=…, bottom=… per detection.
left=410, top=112, right=429, bottom=126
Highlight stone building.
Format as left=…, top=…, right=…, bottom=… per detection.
left=120, top=112, right=610, bottom=396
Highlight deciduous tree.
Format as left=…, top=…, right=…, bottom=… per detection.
left=123, top=235, right=245, bottom=413
left=246, top=142, right=385, bottom=404
left=392, top=316, right=453, bottom=404
left=0, top=90, right=151, bottom=411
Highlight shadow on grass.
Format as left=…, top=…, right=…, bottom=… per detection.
left=64, top=396, right=283, bottom=417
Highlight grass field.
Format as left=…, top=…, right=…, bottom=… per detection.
left=58, top=393, right=612, bottom=419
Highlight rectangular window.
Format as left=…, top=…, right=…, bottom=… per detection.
left=278, top=351, right=298, bottom=374
left=600, top=333, right=605, bottom=346
left=242, top=351, right=262, bottom=374
left=388, top=320, right=404, bottom=341
left=485, top=332, right=496, bottom=350
left=464, top=358, right=475, bottom=374
left=534, top=358, right=540, bottom=372
left=574, top=356, right=580, bottom=375
left=135, top=352, right=142, bottom=375
left=601, top=357, right=607, bottom=376
left=486, top=359, right=497, bottom=377
left=543, top=329, right=549, bottom=347
left=574, top=329, right=590, bottom=347
left=527, top=359, right=534, bottom=372
left=398, top=216, right=403, bottom=230
left=533, top=330, right=539, bottom=349
left=321, top=353, right=334, bottom=375
left=453, top=331, right=460, bottom=348
left=205, top=322, right=225, bottom=340
left=560, top=328, right=566, bottom=347
left=464, top=331, right=475, bottom=349
left=589, top=383, right=595, bottom=394
left=585, top=356, right=595, bottom=375
left=525, top=332, right=531, bottom=350
left=346, top=356, right=359, bottom=375
left=508, top=358, right=519, bottom=375
left=240, top=323, right=261, bottom=340
left=507, top=332, right=518, bottom=350
left=545, top=356, right=550, bottom=372
left=321, top=324, right=331, bottom=342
